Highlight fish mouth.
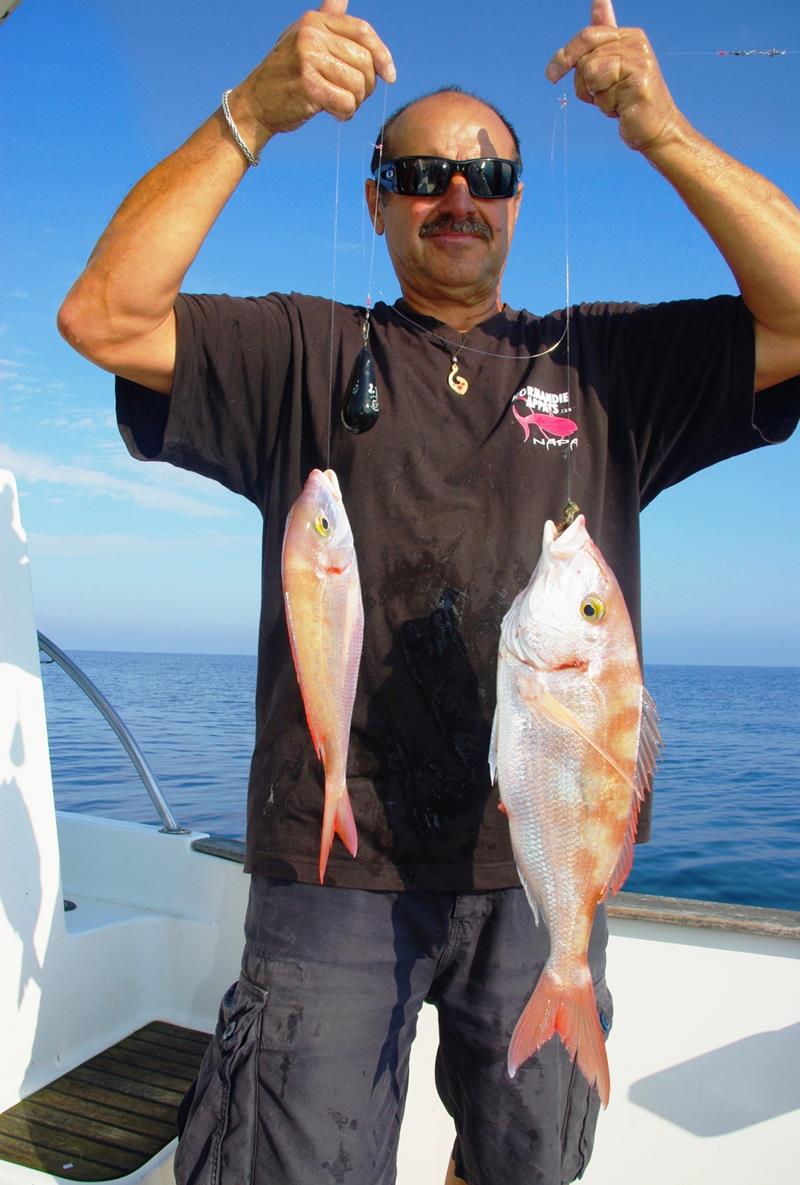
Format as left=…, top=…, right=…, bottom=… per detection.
left=503, top=625, right=587, bottom=675
left=520, top=653, right=587, bottom=675
left=543, top=514, right=587, bottom=558
left=322, top=469, right=342, bottom=499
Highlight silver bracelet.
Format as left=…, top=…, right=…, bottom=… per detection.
left=221, top=89, right=260, bottom=167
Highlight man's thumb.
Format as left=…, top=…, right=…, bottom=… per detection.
left=590, top=0, right=618, bottom=28
left=319, top=0, right=348, bottom=15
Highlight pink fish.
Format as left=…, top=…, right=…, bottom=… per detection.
left=490, top=514, right=661, bottom=1105
left=281, top=469, right=364, bottom=882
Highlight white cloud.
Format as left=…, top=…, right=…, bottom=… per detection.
left=38, top=411, right=116, bottom=433
left=28, top=530, right=251, bottom=558
left=0, top=444, right=235, bottom=519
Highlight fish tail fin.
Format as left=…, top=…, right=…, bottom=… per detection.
left=318, top=783, right=358, bottom=883
left=508, top=963, right=610, bottom=1108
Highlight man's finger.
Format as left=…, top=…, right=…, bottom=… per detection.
left=591, top=0, right=618, bottom=28
left=317, top=2, right=396, bottom=84
left=545, top=26, right=619, bottom=83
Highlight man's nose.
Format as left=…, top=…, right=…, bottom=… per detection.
left=437, top=173, right=477, bottom=216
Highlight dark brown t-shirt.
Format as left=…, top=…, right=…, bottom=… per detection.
left=116, top=293, right=798, bottom=890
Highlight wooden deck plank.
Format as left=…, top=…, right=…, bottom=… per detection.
left=122, top=1033, right=209, bottom=1071
left=36, top=1077, right=181, bottom=1124
left=36, top=1086, right=175, bottom=1142
left=69, top=1064, right=187, bottom=1107
left=97, top=1041, right=200, bottom=1077
left=98, top=1053, right=197, bottom=1088
left=147, top=1020, right=210, bottom=1047
left=0, top=1113, right=134, bottom=1171
left=86, top=1051, right=196, bottom=1093
left=20, top=1097, right=167, bottom=1156
left=0, top=1129, right=120, bottom=1181
left=0, top=1021, right=210, bottom=1181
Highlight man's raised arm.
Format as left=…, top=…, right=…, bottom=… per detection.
left=56, top=0, right=395, bottom=396
left=547, top=0, right=800, bottom=394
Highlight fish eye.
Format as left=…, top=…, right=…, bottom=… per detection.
left=580, top=596, right=606, bottom=623
left=313, top=512, right=332, bottom=538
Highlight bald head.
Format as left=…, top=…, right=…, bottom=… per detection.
left=371, top=88, right=522, bottom=175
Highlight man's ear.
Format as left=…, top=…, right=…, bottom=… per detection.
left=364, top=179, right=385, bottom=235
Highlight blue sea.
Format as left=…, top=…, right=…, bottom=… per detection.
left=40, top=653, right=800, bottom=912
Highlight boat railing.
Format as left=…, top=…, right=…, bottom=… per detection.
left=37, top=631, right=189, bottom=835
left=191, top=837, right=800, bottom=938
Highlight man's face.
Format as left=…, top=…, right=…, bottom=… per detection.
left=365, top=93, right=523, bottom=314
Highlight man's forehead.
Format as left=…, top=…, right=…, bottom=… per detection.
left=389, top=93, right=516, bottom=158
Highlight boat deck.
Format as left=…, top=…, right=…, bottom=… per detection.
left=0, top=1022, right=209, bottom=1181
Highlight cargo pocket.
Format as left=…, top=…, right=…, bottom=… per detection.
left=174, top=974, right=269, bottom=1185
left=559, top=973, right=614, bottom=1184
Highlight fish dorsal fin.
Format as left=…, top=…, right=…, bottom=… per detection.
left=636, top=687, right=662, bottom=801
left=604, top=687, right=663, bottom=898
left=522, top=684, right=637, bottom=793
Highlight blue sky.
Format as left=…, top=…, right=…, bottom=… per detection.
left=1, top=0, right=799, bottom=662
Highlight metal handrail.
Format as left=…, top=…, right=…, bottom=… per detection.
left=37, top=631, right=189, bottom=835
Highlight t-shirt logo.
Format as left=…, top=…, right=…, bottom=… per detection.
left=511, top=386, right=579, bottom=451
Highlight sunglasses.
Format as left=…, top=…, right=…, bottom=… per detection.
left=375, top=156, right=521, bottom=200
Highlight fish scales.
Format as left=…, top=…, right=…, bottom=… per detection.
left=491, top=513, right=661, bottom=1106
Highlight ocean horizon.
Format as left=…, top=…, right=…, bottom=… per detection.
left=39, top=650, right=800, bottom=913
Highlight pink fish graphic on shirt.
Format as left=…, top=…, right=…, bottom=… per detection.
left=513, top=402, right=578, bottom=445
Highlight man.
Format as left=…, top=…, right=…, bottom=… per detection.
left=58, top=1, right=800, bottom=1182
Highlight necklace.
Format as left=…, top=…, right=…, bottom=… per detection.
left=447, top=334, right=470, bottom=396
left=391, top=301, right=569, bottom=399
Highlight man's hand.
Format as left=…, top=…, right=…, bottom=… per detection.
left=57, top=0, right=396, bottom=394
left=545, top=0, right=682, bottom=155
left=236, top=0, right=396, bottom=140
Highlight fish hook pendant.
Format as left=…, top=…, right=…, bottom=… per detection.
left=448, top=358, right=469, bottom=396
left=342, top=318, right=380, bottom=433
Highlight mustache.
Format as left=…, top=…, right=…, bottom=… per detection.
left=419, top=216, right=491, bottom=240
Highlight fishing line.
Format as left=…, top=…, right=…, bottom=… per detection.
left=365, top=82, right=390, bottom=313
left=341, top=82, right=389, bottom=435
left=327, top=122, right=343, bottom=469
left=662, top=48, right=798, bottom=57
left=555, top=93, right=574, bottom=506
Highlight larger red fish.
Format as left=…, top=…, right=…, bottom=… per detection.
left=281, top=468, right=364, bottom=882
left=490, top=513, right=661, bottom=1105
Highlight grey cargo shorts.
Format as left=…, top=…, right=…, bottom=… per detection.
left=174, top=875, right=612, bottom=1185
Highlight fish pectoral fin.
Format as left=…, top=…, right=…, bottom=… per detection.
left=488, top=707, right=499, bottom=785
left=521, top=684, right=637, bottom=793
